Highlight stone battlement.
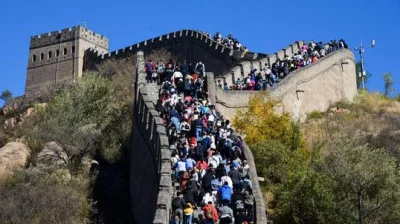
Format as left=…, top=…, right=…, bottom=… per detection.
left=30, top=26, right=108, bottom=50
left=214, top=49, right=357, bottom=120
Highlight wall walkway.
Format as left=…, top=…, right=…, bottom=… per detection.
left=213, top=49, right=357, bottom=120
left=84, top=30, right=270, bottom=77
left=130, top=53, right=268, bottom=223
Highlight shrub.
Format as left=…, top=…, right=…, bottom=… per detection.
left=323, top=139, right=400, bottom=223
left=307, top=110, right=324, bottom=119
left=21, top=72, right=132, bottom=173
left=233, top=91, right=295, bottom=147
left=0, top=168, right=95, bottom=224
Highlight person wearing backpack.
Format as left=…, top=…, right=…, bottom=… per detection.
left=202, top=201, right=219, bottom=224
left=231, top=190, right=246, bottom=216
left=180, top=120, right=191, bottom=138
left=195, top=143, right=205, bottom=161
left=195, top=61, right=205, bottom=78
left=201, top=132, right=212, bottom=151
left=184, top=78, right=192, bottom=97
left=180, top=60, right=189, bottom=76
left=243, top=187, right=254, bottom=221
left=172, top=192, right=186, bottom=223
left=193, top=116, right=203, bottom=142
left=175, top=98, right=185, bottom=114
left=218, top=199, right=235, bottom=224
left=201, top=188, right=217, bottom=206
left=176, top=78, right=185, bottom=94
left=228, top=165, right=241, bottom=191
left=145, top=60, right=153, bottom=83
left=218, top=181, right=233, bottom=203
left=194, top=78, right=202, bottom=99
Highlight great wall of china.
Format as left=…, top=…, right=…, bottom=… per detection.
left=24, top=26, right=357, bottom=223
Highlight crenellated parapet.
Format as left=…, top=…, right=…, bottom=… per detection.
left=92, top=30, right=268, bottom=77
left=213, top=49, right=357, bottom=120
left=219, top=41, right=305, bottom=87
left=25, top=26, right=109, bottom=98
left=130, top=52, right=172, bottom=224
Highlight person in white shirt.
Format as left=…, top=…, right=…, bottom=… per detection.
left=172, top=70, right=183, bottom=86
left=208, top=152, right=221, bottom=168
left=202, top=189, right=217, bottom=206
left=207, top=113, right=215, bottom=128
left=220, top=170, right=233, bottom=189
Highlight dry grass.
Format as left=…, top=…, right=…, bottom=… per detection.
left=303, top=91, right=400, bottom=161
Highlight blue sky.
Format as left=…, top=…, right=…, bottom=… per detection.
left=0, top=0, right=399, bottom=102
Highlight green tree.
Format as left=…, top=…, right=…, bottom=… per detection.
left=355, top=61, right=372, bottom=89
left=0, top=89, right=13, bottom=104
left=252, top=140, right=336, bottom=224
left=275, top=163, right=336, bottom=224
left=24, top=72, right=131, bottom=173
left=382, top=72, right=394, bottom=97
left=324, top=139, right=400, bottom=224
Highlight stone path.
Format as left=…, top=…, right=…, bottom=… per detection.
left=145, top=83, right=160, bottom=104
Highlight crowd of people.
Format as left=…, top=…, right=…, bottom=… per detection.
left=200, top=31, right=248, bottom=53
left=146, top=59, right=206, bottom=85
left=151, top=60, right=255, bottom=224
left=224, top=39, right=349, bottom=91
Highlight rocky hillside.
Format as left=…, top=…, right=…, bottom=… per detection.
left=232, top=90, right=400, bottom=224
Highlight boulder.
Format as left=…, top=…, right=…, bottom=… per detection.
left=37, top=142, right=68, bottom=167
left=0, top=142, right=31, bottom=177
left=2, top=106, right=9, bottom=116
left=23, top=107, right=34, bottom=119
left=3, top=117, right=17, bottom=128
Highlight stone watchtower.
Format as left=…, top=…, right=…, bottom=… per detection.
left=25, top=26, right=109, bottom=97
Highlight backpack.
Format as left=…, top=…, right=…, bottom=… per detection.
left=196, top=64, right=204, bottom=73
left=195, top=79, right=202, bottom=88
left=235, top=200, right=245, bottom=210
left=175, top=102, right=184, bottom=113
left=195, top=144, right=204, bottom=158
left=155, top=100, right=164, bottom=112
left=205, top=206, right=214, bottom=219
left=194, top=119, right=203, bottom=128
left=184, top=81, right=191, bottom=91
left=220, top=216, right=232, bottom=223
left=172, top=197, right=182, bottom=210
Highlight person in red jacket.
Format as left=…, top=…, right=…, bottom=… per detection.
left=202, top=201, right=219, bottom=224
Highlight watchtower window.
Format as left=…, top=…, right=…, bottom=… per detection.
left=72, top=46, right=76, bottom=54
left=48, top=51, right=52, bottom=59
left=40, top=53, right=44, bottom=61
left=63, top=48, right=67, bottom=55
left=32, top=55, right=37, bottom=62
left=56, top=49, right=60, bottom=57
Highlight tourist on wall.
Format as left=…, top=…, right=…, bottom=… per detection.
left=145, top=59, right=153, bottom=83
